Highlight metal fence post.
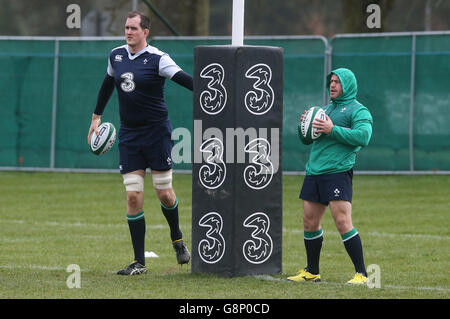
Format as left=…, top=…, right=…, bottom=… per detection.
left=323, top=39, right=332, bottom=106
left=50, top=39, right=59, bottom=169
left=409, top=34, right=416, bottom=172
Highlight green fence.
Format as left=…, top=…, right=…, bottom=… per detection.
left=330, top=32, right=450, bottom=172
left=0, top=32, right=449, bottom=173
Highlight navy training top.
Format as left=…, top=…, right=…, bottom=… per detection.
left=107, top=44, right=181, bottom=128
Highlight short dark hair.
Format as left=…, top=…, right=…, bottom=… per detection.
left=127, top=11, right=150, bottom=30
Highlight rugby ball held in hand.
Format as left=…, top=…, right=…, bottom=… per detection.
left=90, top=122, right=116, bottom=155
left=299, top=106, right=326, bottom=144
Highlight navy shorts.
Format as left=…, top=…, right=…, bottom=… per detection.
left=299, top=169, right=353, bottom=205
left=118, top=120, right=173, bottom=174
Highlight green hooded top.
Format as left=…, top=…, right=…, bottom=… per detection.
left=304, top=68, right=373, bottom=175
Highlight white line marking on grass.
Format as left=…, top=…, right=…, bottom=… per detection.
left=366, top=231, right=450, bottom=241
left=29, top=265, right=66, bottom=271
left=1, top=238, right=35, bottom=243
left=4, top=219, right=25, bottom=224
left=1, top=219, right=123, bottom=229
left=0, top=264, right=90, bottom=271
left=3, top=219, right=445, bottom=240
left=254, top=275, right=450, bottom=292
left=284, top=229, right=450, bottom=241
left=253, top=275, right=289, bottom=282
left=44, top=221, right=123, bottom=229
left=382, top=284, right=450, bottom=292
left=1, top=219, right=191, bottom=231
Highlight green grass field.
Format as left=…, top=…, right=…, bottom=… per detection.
left=0, top=171, right=449, bottom=299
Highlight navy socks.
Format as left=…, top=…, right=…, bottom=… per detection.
left=126, top=211, right=146, bottom=265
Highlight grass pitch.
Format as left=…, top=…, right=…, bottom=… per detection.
left=0, top=171, right=449, bottom=299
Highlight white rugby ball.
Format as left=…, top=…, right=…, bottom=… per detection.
left=299, top=106, right=326, bottom=144
left=90, top=122, right=116, bottom=155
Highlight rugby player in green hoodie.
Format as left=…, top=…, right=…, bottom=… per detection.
left=288, top=68, right=373, bottom=285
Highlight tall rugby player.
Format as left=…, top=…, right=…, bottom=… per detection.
left=87, top=11, right=193, bottom=275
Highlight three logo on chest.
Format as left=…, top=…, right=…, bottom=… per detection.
left=116, top=55, right=153, bottom=93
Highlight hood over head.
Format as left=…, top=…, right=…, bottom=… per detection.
left=326, top=68, right=357, bottom=103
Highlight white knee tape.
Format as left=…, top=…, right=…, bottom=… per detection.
left=152, top=171, right=172, bottom=190
left=123, top=173, right=144, bottom=192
